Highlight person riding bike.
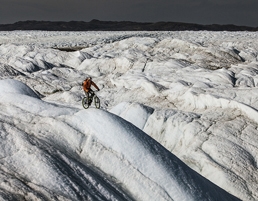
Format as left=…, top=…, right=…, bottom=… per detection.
left=82, top=77, right=100, bottom=102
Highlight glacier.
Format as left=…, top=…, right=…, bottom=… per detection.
left=0, top=30, right=258, bottom=200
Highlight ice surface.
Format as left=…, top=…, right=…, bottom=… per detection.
left=0, top=79, right=239, bottom=201
left=1, top=30, right=258, bottom=200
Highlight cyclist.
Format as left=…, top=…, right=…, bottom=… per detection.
left=82, top=77, right=100, bottom=101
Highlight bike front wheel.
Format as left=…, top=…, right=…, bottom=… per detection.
left=94, top=96, right=100, bottom=109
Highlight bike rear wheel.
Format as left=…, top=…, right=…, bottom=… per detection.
left=82, top=96, right=91, bottom=109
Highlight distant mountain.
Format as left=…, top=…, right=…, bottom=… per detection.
left=0, top=20, right=257, bottom=31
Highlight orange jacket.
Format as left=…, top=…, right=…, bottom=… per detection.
left=82, top=79, right=99, bottom=92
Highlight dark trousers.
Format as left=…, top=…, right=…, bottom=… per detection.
left=85, top=89, right=95, bottom=99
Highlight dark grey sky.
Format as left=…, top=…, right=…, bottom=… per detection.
left=1, top=0, right=257, bottom=27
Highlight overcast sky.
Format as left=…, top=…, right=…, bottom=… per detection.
left=1, top=0, right=257, bottom=27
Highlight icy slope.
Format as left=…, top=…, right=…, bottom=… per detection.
left=0, top=79, right=240, bottom=200
left=112, top=102, right=258, bottom=201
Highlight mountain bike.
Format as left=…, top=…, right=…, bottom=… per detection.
left=82, top=91, right=100, bottom=109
